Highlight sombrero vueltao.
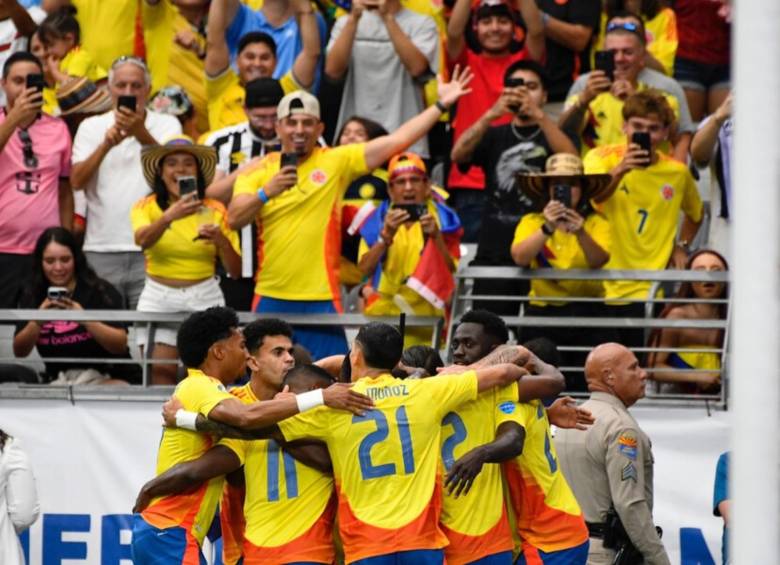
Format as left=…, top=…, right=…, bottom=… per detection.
left=516, top=153, right=614, bottom=209
left=141, top=136, right=218, bottom=188
left=56, top=77, right=112, bottom=116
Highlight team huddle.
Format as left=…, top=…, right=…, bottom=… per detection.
left=130, top=307, right=593, bottom=565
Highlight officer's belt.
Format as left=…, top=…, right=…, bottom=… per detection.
left=586, top=522, right=606, bottom=539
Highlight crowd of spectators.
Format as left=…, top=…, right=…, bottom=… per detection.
left=0, top=0, right=731, bottom=390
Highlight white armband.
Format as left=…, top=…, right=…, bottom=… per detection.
left=175, top=409, right=199, bottom=431
left=295, top=389, right=324, bottom=413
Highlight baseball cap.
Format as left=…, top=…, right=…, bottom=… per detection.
left=276, top=90, right=320, bottom=120
left=388, top=152, right=427, bottom=181
left=474, top=0, right=513, bottom=21
left=245, top=78, right=285, bottom=109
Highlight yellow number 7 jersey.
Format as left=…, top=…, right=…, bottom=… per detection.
left=278, top=371, right=479, bottom=563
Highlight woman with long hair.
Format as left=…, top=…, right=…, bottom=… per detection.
left=132, top=136, right=240, bottom=384
left=13, top=227, right=139, bottom=384
left=647, top=249, right=728, bottom=393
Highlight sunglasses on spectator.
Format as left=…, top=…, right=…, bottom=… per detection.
left=110, top=55, right=148, bottom=71
left=18, top=129, right=38, bottom=170
left=606, top=21, right=643, bottom=37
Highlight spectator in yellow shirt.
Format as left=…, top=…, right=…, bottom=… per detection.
left=38, top=6, right=107, bottom=86
left=512, top=153, right=613, bottom=389
left=132, top=137, right=241, bottom=384
left=583, top=90, right=702, bottom=348
left=204, top=0, right=321, bottom=131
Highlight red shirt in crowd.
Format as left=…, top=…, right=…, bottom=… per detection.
left=674, top=0, right=730, bottom=66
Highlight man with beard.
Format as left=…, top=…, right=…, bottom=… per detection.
left=451, top=59, right=577, bottom=315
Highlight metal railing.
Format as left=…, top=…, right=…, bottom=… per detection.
left=450, top=267, right=730, bottom=407
left=0, top=311, right=444, bottom=392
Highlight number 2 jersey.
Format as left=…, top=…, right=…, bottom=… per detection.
left=220, top=383, right=336, bottom=564
left=439, top=383, right=524, bottom=564
left=278, top=371, right=479, bottom=563
left=503, top=399, right=589, bottom=553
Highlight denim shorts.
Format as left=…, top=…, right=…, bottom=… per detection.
left=673, top=56, right=730, bottom=92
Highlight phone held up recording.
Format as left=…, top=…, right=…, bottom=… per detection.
left=631, top=132, right=652, bottom=167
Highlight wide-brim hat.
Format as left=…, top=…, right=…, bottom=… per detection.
left=141, top=136, right=217, bottom=188
left=56, top=77, right=112, bottom=116
left=516, top=153, right=614, bottom=208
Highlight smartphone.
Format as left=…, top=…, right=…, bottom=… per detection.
left=392, top=203, right=427, bottom=221
left=594, top=50, right=615, bottom=82
left=25, top=73, right=45, bottom=94
left=504, top=76, right=525, bottom=114
left=631, top=132, right=652, bottom=166
left=280, top=152, right=298, bottom=170
left=178, top=176, right=198, bottom=197
left=552, top=184, right=572, bottom=208
left=118, top=95, right=137, bottom=112
left=47, top=286, right=69, bottom=301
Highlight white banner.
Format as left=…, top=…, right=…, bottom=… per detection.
left=0, top=399, right=729, bottom=565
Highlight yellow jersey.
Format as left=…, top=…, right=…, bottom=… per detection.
left=143, top=0, right=209, bottom=135
left=130, top=195, right=239, bottom=281
left=584, top=144, right=703, bottom=300
left=233, top=144, right=369, bottom=301
left=566, top=85, right=679, bottom=156
left=140, top=369, right=234, bottom=544
left=220, top=386, right=335, bottom=563
left=439, top=384, right=523, bottom=564
left=278, top=371, right=479, bottom=562
left=59, top=47, right=107, bottom=84
left=504, top=400, right=589, bottom=553
left=206, top=68, right=299, bottom=131
left=512, top=213, right=611, bottom=306
left=72, top=0, right=138, bottom=70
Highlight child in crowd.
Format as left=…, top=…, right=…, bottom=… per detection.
left=37, top=6, right=107, bottom=86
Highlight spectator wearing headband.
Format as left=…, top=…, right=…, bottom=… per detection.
left=358, top=152, right=461, bottom=347
left=445, top=0, right=544, bottom=240
left=562, top=13, right=694, bottom=162
left=0, top=52, right=72, bottom=308
left=71, top=55, right=182, bottom=309
left=228, top=68, right=473, bottom=359
left=205, top=0, right=322, bottom=130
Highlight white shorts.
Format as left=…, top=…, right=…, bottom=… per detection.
left=136, top=277, right=225, bottom=347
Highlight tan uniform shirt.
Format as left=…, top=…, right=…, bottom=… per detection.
left=554, top=392, right=671, bottom=565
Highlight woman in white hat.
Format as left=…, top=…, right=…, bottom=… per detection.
left=132, top=136, right=240, bottom=384
left=511, top=153, right=614, bottom=389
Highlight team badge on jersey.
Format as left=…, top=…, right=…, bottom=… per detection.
left=231, top=151, right=246, bottom=166
left=311, top=169, right=327, bottom=184
left=661, top=184, right=674, bottom=201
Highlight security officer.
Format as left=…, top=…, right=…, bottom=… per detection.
left=554, top=343, right=671, bottom=564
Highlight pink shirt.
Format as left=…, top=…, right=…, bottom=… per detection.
left=0, top=112, right=72, bottom=254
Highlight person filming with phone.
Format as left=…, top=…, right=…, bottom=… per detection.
left=12, top=227, right=140, bottom=385
left=0, top=52, right=73, bottom=309
left=357, top=152, right=461, bottom=347
left=583, top=90, right=702, bottom=348
left=131, top=136, right=241, bottom=384
left=511, top=153, right=613, bottom=389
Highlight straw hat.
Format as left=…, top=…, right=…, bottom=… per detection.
left=516, top=153, right=614, bottom=208
left=140, top=136, right=217, bottom=188
left=56, top=77, right=112, bottom=116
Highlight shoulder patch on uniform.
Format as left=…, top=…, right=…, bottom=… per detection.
left=618, top=434, right=638, bottom=461
left=498, top=401, right=515, bottom=414
left=621, top=461, right=638, bottom=482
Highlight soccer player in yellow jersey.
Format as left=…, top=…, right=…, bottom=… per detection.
left=228, top=67, right=474, bottom=359
left=204, top=0, right=321, bottom=131
left=131, top=308, right=372, bottom=564
left=583, top=90, right=702, bottom=347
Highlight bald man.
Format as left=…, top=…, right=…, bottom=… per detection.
left=554, top=343, right=671, bottom=565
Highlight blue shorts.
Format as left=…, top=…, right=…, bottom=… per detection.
left=515, top=540, right=589, bottom=565
left=468, top=550, right=513, bottom=564
left=253, top=296, right=348, bottom=360
left=673, top=56, right=730, bottom=92
left=350, top=549, right=444, bottom=565
left=131, top=514, right=205, bottom=565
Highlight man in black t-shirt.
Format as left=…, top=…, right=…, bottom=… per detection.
left=451, top=59, right=578, bottom=314
left=536, top=0, right=601, bottom=113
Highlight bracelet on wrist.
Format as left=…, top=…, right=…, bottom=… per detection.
left=434, top=100, right=448, bottom=113
left=541, top=223, right=554, bottom=237
left=257, top=187, right=270, bottom=204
